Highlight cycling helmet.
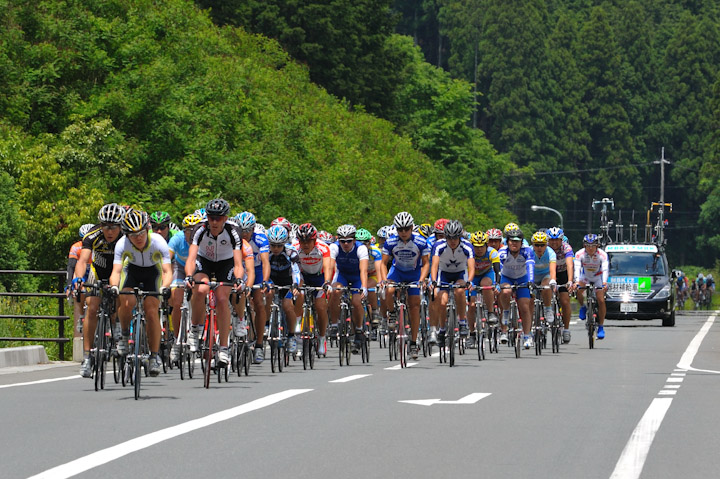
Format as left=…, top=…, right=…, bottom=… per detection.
left=290, top=223, right=299, bottom=239
left=149, top=211, right=171, bottom=226
left=708, top=274, right=713, bottom=280
left=337, top=224, right=357, bottom=238
left=486, top=228, right=503, bottom=240
left=531, top=231, right=548, bottom=245
left=434, top=218, right=449, bottom=233
left=506, top=227, right=524, bottom=241
left=255, top=223, right=266, bottom=235
left=205, top=198, right=230, bottom=216
left=182, top=213, right=203, bottom=228
left=470, top=231, right=489, bottom=247
left=267, top=225, right=288, bottom=245
left=393, top=211, right=414, bottom=229
left=297, top=223, right=318, bottom=241
left=356, top=228, right=372, bottom=242
left=195, top=208, right=207, bottom=221
left=547, top=227, right=564, bottom=239
left=169, top=222, right=180, bottom=233
left=98, top=203, right=125, bottom=224
left=417, top=224, right=432, bottom=238
left=234, top=211, right=256, bottom=232
left=79, top=223, right=95, bottom=238
left=377, top=226, right=389, bottom=239
left=698, top=273, right=704, bottom=280
left=318, top=230, right=334, bottom=243
left=444, top=220, right=464, bottom=239
left=270, top=217, right=292, bottom=232
left=503, top=223, right=520, bottom=235
left=122, top=209, right=149, bottom=234
left=583, top=234, right=599, bottom=245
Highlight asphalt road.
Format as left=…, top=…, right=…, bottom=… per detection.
left=2, top=310, right=719, bottom=479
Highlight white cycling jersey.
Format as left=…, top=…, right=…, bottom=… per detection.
left=113, top=232, right=171, bottom=268
left=433, top=238, right=474, bottom=274
left=574, top=248, right=609, bottom=283
left=192, top=223, right=242, bottom=262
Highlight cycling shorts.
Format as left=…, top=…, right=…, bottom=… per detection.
left=577, top=274, right=604, bottom=289
left=387, top=266, right=421, bottom=296
left=557, top=270, right=569, bottom=293
left=333, top=271, right=363, bottom=295
left=120, top=264, right=161, bottom=292
left=470, top=270, right=495, bottom=297
left=194, top=257, right=235, bottom=283
left=533, top=273, right=552, bottom=286
left=439, top=270, right=466, bottom=286
left=500, top=274, right=531, bottom=299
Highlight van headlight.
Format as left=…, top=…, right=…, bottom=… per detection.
left=656, top=283, right=672, bottom=299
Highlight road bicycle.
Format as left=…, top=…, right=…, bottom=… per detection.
left=194, top=280, right=237, bottom=387
left=230, top=289, right=256, bottom=377
left=173, top=289, right=194, bottom=380
left=335, top=285, right=365, bottom=366
left=500, top=283, right=530, bottom=359
left=79, top=281, right=116, bottom=391
left=472, top=285, right=497, bottom=361
left=383, top=282, right=420, bottom=368
left=435, top=282, right=467, bottom=367
left=299, top=285, right=325, bottom=370
left=577, top=284, right=599, bottom=349
left=532, top=285, right=555, bottom=356
left=419, top=288, right=431, bottom=357
left=267, top=285, right=290, bottom=373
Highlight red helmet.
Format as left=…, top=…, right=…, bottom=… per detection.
left=434, top=218, right=449, bottom=233
left=270, top=216, right=292, bottom=232
left=486, top=228, right=503, bottom=240
left=297, top=223, right=317, bottom=241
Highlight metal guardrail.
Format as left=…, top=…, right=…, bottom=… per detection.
left=0, top=270, right=69, bottom=360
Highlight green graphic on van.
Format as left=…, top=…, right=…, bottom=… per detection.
left=608, top=276, right=652, bottom=293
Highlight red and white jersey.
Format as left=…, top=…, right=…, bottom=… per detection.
left=574, top=248, right=609, bottom=283
left=292, top=239, right=331, bottom=276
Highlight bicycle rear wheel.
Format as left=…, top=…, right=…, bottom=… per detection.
left=398, top=307, right=406, bottom=368
left=448, top=306, right=456, bottom=367
left=134, top=318, right=144, bottom=400
left=512, top=307, right=521, bottom=359
left=204, top=314, right=215, bottom=388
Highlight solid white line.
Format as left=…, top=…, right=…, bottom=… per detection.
left=28, top=389, right=312, bottom=479
left=610, top=398, right=673, bottom=479
left=677, top=314, right=718, bottom=373
left=329, top=374, right=371, bottom=383
left=0, top=375, right=80, bottom=389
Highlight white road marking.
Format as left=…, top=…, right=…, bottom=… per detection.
left=329, top=374, right=372, bottom=383
left=27, top=389, right=312, bottom=479
left=0, top=375, right=80, bottom=389
left=658, top=390, right=676, bottom=396
left=610, top=398, right=673, bottom=479
left=664, top=385, right=680, bottom=389
left=399, top=392, right=492, bottom=406
left=670, top=373, right=685, bottom=377
left=610, top=314, right=718, bottom=479
left=384, top=362, right=418, bottom=370
left=676, top=314, right=720, bottom=373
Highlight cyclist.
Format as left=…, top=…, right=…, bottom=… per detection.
left=573, top=234, right=609, bottom=339
left=380, top=212, right=430, bottom=360
left=266, top=225, right=302, bottom=355
left=427, top=218, right=448, bottom=342
left=149, top=211, right=178, bottom=242
left=66, top=224, right=94, bottom=336
left=530, top=231, right=558, bottom=324
left=184, top=199, right=246, bottom=367
left=167, top=213, right=203, bottom=362
left=486, top=228, right=504, bottom=253
left=497, top=226, right=535, bottom=348
left=110, top=209, right=173, bottom=376
left=329, top=224, right=370, bottom=354
left=547, top=227, right=574, bottom=343
left=356, top=228, right=383, bottom=337
left=429, top=220, right=475, bottom=347
left=467, top=231, right=501, bottom=347
left=236, top=212, right=272, bottom=363
left=706, top=274, right=715, bottom=306
left=74, top=204, right=125, bottom=378
left=294, top=223, right=333, bottom=356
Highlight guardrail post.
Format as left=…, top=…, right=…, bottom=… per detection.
left=57, top=272, right=65, bottom=361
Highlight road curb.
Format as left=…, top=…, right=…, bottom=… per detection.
left=0, top=345, right=49, bottom=368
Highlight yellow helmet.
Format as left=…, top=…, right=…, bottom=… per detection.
left=182, top=213, right=204, bottom=228
left=470, top=231, right=489, bottom=247
left=503, top=222, right=519, bottom=235
left=531, top=231, right=548, bottom=245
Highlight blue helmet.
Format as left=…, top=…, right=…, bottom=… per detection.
left=583, top=234, right=599, bottom=245
left=236, top=211, right=256, bottom=232
left=267, top=225, right=288, bottom=245
left=547, top=227, right=564, bottom=239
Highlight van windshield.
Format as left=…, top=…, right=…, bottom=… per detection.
left=608, top=252, right=666, bottom=276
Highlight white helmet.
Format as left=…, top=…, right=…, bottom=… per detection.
left=337, top=224, right=357, bottom=238
left=393, top=211, right=414, bottom=229
left=98, top=203, right=125, bottom=224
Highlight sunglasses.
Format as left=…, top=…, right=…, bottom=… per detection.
left=299, top=238, right=315, bottom=243
left=208, top=215, right=224, bottom=222
left=397, top=226, right=412, bottom=232
left=153, top=225, right=169, bottom=230
left=101, top=223, right=119, bottom=231
left=127, top=230, right=147, bottom=238
left=339, top=238, right=354, bottom=244
left=533, top=244, right=547, bottom=247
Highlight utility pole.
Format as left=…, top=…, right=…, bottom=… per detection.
left=655, top=147, right=670, bottom=205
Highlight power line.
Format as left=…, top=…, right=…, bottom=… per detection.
left=505, top=160, right=655, bottom=177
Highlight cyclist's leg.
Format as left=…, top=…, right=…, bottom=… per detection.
left=191, top=273, right=210, bottom=326
left=282, top=295, right=296, bottom=333
left=408, top=294, right=421, bottom=342
left=215, top=285, right=233, bottom=348
left=454, top=280, right=467, bottom=322
left=596, top=285, right=606, bottom=326
left=351, top=292, right=364, bottom=330
left=83, top=296, right=101, bottom=352
left=144, top=296, right=161, bottom=352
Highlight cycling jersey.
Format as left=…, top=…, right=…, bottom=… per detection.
left=191, top=222, right=242, bottom=262
left=382, top=233, right=429, bottom=272
left=433, top=238, right=474, bottom=274
left=293, top=239, right=331, bottom=276
left=330, top=241, right=369, bottom=277
left=113, top=232, right=171, bottom=269
left=167, top=233, right=190, bottom=267
left=68, top=241, right=83, bottom=261
left=367, top=244, right=382, bottom=276
left=81, top=225, right=124, bottom=278
left=551, top=241, right=574, bottom=273
left=269, top=246, right=302, bottom=286
left=574, top=248, right=609, bottom=283
left=474, top=246, right=500, bottom=276
left=498, top=245, right=535, bottom=282
left=532, top=247, right=556, bottom=278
